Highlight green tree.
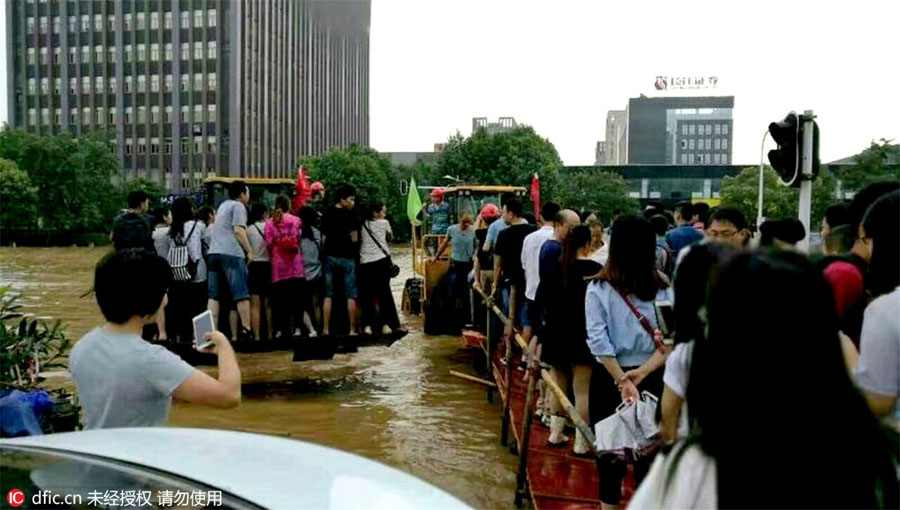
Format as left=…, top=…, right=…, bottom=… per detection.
left=720, top=166, right=837, bottom=228
left=556, top=170, right=638, bottom=221
left=0, top=128, right=119, bottom=233
left=0, top=158, right=38, bottom=232
left=836, top=139, right=900, bottom=192
left=434, top=126, right=563, bottom=210
left=118, top=177, right=165, bottom=209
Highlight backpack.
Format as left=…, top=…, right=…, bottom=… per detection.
left=167, top=222, right=198, bottom=282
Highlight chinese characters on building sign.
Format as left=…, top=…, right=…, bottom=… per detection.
left=654, top=76, right=719, bottom=91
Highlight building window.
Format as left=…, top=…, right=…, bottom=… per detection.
left=95, top=45, right=104, bottom=63
left=69, top=78, right=77, bottom=94
left=27, top=108, right=37, bottom=124
left=681, top=153, right=689, bottom=164
left=207, top=136, right=216, bottom=153
left=688, top=139, right=695, bottom=150
left=70, top=110, right=78, bottom=125
left=151, top=106, right=160, bottom=123
left=109, top=107, right=117, bottom=124
left=95, top=77, right=104, bottom=93
left=124, top=76, right=132, bottom=93
left=150, top=137, right=160, bottom=154
left=181, top=105, right=190, bottom=122
left=137, top=138, right=146, bottom=154
left=137, top=75, right=146, bottom=92
left=193, top=104, right=204, bottom=123
left=38, top=16, right=47, bottom=33
left=82, top=77, right=91, bottom=94
left=54, top=78, right=62, bottom=94
left=82, top=108, right=91, bottom=125
left=96, top=107, right=104, bottom=125
left=124, top=44, right=132, bottom=62
left=714, top=138, right=721, bottom=150
left=125, top=139, right=133, bottom=155
left=150, top=43, right=160, bottom=61
left=27, top=49, right=36, bottom=65
left=165, top=43, right=173, bottom=60
left=722, top=139, right=728, bottom=150
left=164, top=138, right=172, bottom=154
left=137, top=106, right=147, bottom=123
left=108, top=47, right=116, bottom=62
left=40, top=108, right=50, bottom=124
left=55, top=109, right=62, bottom=124
left=208, top=41, right=217, bottom=60
left=722, top=124, right=729, bottom=135
left=194, top=136, right=203, bottom=153
left=193, top=73, right=204, bottom=91
left=39, top=78, right=48, bottom=94
left=681, top=124, right=688, bottom=135
left=124, top=13, right=133, bottom=30
left=136, top=12, right=146, bottom=30
left=164, top=106, right=173, bottom=123
left=150, top=75, right=160, bottom=92
left=150, top=12, right=159, bottom=29
left=208, top=73, right=217, bottom=91
left=193, top=10, right=204, bottom=28
left=704, top=154, right=711, bottom=164
left=68, top=47, right=76, bottom=63
left=164, top=12, right=173, bottom=29
left=705, top=139, right=712, bottom=150
left=27, top=18, right=35, bottom=34
left=181, top=42, right=190, bottom=61
left=125, top=107, right=133, bottom=123
left=180, top=74, right=190, bottom=91
left=52, top=16, right=60, bottom=33
left=208, top=9, right=216, bottom=27
left=137, top=44, right=146, bottom=61
left=81, top=15, right=90, bottom=32
left=81, top=46, right=91, bottom=63
left=714, top=124, right=721, bottom=135
left=181, top=11, right=190, bottom=29
left=207, top=104, right=217, bottom=122
left=689, top=125, right=695, bottom=135
left=40, top=47, right=48, bottom=64
left=108, top=15, right=115, bottom=31
left=193, top=42, right=204, bottom=60
left=181, top=138, right=190, bottom=153
left=53, top=47, right=61, bottom=64
left=109, top=77, right=117, bottom=93
left=94, top=14, right=103, bottom=31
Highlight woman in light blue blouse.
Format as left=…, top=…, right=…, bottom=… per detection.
left=584, top=214, right=671, bottom=507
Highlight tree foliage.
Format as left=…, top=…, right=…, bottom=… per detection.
left=432, top=126, right=563, bottom=211
left=0, top=127, right=120, bottom=233
left=555, top=171, right=639, bottom=221
left=720, top=166, right=837, bottom=228
left=836, top=139, right=900, bottom=192
left=0, top=158, right=38, bottom=232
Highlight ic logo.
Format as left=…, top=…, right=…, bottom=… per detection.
left=654, top=76, right=668, bottom=90
left=7, top=489, right=25, bottom=507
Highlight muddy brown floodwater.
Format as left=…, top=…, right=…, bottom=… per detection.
left=0, top=246, right=518, bottom=509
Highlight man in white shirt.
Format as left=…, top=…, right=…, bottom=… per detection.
left=520, top=202, right=559, bottom=359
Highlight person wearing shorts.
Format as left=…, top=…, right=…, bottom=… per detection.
left=321, top=185, right=359, bottom=336
left=246, top=203, right=272, bottom=340
left=207, top=181, right=254, bottom=341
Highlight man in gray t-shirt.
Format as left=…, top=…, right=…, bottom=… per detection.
left=207, top=181, right=254, bottom=339
left=70, top=249, right=241, bottom=429
left=856, top=288, right=900, bottom=430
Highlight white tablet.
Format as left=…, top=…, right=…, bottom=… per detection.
left=192, top=310, right=215, bottom=350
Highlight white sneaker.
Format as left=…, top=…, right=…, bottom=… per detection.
left=541, top=412, right=551, bottom=428
left=574, top=429, right=590, bottom=455
left=548, top=415, right=569, bottom=445
left=309, top=331, right=318, bottom=338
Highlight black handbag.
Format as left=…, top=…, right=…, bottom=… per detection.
left=363, top=221, right=400, bottom=278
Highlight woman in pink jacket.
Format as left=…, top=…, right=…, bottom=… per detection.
left=265, top=195, right=315, bottom=339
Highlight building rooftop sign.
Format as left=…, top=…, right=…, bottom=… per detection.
left=655, top=76, right=719, bottom=91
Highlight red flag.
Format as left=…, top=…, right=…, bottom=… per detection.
left=293, top=165, right=312, bottom=214
left=530, top=173, right=540, bottom=217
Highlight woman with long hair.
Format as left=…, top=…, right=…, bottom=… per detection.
left=584, top=214, right=671, bottom=508
left=358, top=203, right=403, bottom=335
left=299, top=206, right=323, bottom=336
left=164, top=197, right=206, bottom=342
left=264, top=195, right=314, bottom=339
left=630, top=251, right=899, bottom=509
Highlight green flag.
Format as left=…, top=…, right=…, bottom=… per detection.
left=407, top=176, right=423, bottom=226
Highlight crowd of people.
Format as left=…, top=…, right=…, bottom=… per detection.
left=106, top=180, right=406, bottom=343
left=435, top=186, right=899, bottom=508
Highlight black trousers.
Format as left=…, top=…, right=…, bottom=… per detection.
left=358, top=258, right=400, bottom=330
left=446, top=260, right=473, bottom=328
left=271, top=278, right=308, bottom=338
left=165, top=280, right=207, bottom=342
left=591, top=363, right=664, bottom=505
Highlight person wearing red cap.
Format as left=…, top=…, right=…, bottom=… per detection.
left=424, top=188, right=451, bottom=255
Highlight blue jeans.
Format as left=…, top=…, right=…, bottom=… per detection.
left=324, top=257, right=358, bottom=299
left=208, top=254, right=250, bottom=302
left=501, top=285, right=529, bottom=329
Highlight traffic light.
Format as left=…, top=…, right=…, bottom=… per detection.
left=768, top=112, right=800, bottom=186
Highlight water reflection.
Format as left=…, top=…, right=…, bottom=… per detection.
left=0, top=246, right=517, bottom=509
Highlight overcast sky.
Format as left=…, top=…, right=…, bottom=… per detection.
left=3, top=0, right=899, bottom=166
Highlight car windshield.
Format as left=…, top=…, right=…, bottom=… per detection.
left=0, top=446, right=261, bottom=510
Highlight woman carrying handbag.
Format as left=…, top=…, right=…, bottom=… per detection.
left=358, top=203, right=404, bottom=336
left=584, top=214, right=672, bottom=509
left=265, top=195, right=315, bottom=339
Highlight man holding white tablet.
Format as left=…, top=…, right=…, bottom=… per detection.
left=70, top=249, right=242, bottom=429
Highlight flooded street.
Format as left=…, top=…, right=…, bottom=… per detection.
left=0, top=246, right=517, bottom=509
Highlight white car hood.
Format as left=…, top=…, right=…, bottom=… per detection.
left=3, top=428, right=470, bottom=510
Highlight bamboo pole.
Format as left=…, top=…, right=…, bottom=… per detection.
left=449, top=370, right=496, bottom=388
left=515, top=354, right=539, bottom=507
left=540, top=368, right=598, bottom=454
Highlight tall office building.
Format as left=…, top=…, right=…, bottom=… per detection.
left=625, top=95, right=733, bottom=165
left=5, top=0, right=370, bottom=191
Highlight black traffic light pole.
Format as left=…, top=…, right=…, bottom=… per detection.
left=798, top=110, right=815, bottom=252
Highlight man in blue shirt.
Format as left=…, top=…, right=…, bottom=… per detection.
left=664, top=202, right=703, bottom=253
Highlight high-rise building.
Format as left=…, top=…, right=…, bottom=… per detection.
left=604, top=110, right=626, bottom=165
left=594, top=140, right=608, bottom=165
left=472, top=116, right=517, bottom=135
left=625, top=95, right=733, bottom=165
left=5, top=0, right=370, bottom=191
